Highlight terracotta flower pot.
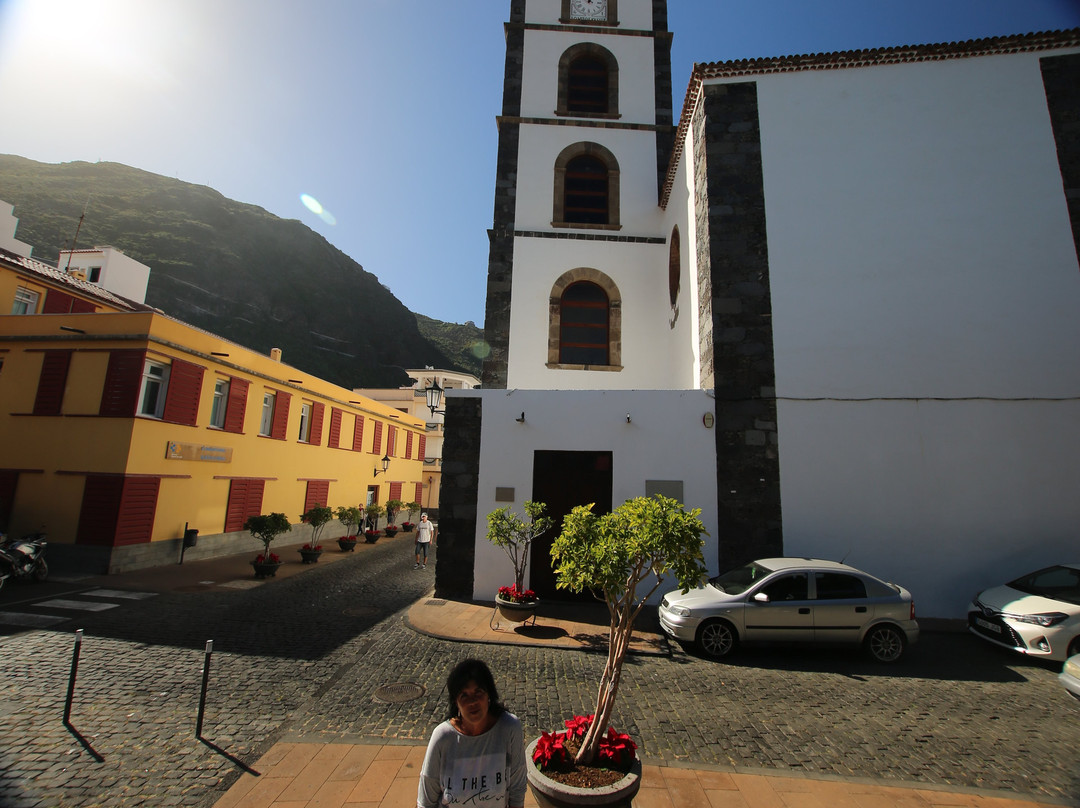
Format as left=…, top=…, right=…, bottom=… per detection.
left=525, top=737, right=642, bottom=808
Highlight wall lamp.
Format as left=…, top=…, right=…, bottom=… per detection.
left=424, top=379, right=446, bottom=416
left=625, top=413, right=631, bottom=423
left=373, top=453, right=391, bottom=477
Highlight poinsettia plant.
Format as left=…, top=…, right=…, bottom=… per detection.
left=497, top=585, right=536, bottom=604
left=254, top=552, right=281, bottom=564
left=532, top=715, right=636, bottom=772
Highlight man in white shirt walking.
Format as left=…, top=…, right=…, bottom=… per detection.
left=415, top=513, right=435, bottom=569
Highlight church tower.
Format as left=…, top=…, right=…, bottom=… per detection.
left=481, top=0, right=678, bottom=391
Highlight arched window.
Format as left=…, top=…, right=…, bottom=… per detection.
left=553, top=143, right=620, bottom=229
left=548, top=269, right=622, bottom=370
left=560, top=282, right=609, bottom=365
left=557, top=43, right=619, bottom=118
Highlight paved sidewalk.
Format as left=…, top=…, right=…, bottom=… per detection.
left=210, top=596, right=1071, bottom=808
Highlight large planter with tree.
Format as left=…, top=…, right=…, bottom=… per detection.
left=245, top=512, right=292, bottom=579
left=299, top=504, right=332, bottom=563
left=526, top=495, right=707, bottom=805
left=487, top=501, right=552, bottom=621
left=335, top=505, right=361, bottom=551
left=401, top=501, right=420, bottom=532
left=383, top=499, right=403, bottom=537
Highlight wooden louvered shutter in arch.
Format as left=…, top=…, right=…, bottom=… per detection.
left=270, top=391, right=291, bottom=440
left=99, top=349, right=145, bottom=416
left=304, top=480, right=330, bottom=513
left=389, top=481, right=403, bottom=501
left=115, top=477, right=160, bottom=545
left=77, top=476, right=124, bottom=546
left=371, top=420, right=383, bottom=454
left=352, top=415, right=365, bottom=451
left=225, top=479, right=265, bottom=533
left=162, top=359, right=204, bottom=426
left=223, top=378, right=249, bottom=433
left=33, top=350, right=72, bottom=415
left=308, top=402, right=325, bottom=446
left=328, top=408, right=343, bottom=448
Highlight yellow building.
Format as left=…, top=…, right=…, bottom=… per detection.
left=1, top=213, right=426, bottom=574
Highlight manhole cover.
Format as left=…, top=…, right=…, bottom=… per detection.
left=343, top=605, right=378, bottom=617
left=373, top=683, right=425, bottom=704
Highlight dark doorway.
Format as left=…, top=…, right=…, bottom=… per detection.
left=530, top=450, right=613, bottom=601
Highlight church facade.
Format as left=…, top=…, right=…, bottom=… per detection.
left=435, top=0, right=1080, bottom=618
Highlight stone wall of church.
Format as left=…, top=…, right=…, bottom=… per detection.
left=433, top=396, right=482, bottom=601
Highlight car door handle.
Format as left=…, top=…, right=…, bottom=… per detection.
left=855, top=606, right=867, bottom=613
left=799, top=608, right=810, bottom=614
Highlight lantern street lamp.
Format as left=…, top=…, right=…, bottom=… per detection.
left=373, top=453, right=391, bottom=477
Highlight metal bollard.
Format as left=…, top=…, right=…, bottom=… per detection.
left=63, top=629, right=83, bottom=726
left=196, top=640, right=213, bottom=738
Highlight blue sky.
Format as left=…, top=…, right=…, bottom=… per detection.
left=1, top=0, right=1078, bottom=326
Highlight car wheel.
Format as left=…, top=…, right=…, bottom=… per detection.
left=696, top=619, right=737, bottom=659
left=865, top=624, right=905, bottom=663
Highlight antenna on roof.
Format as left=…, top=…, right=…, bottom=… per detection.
left=64, top=196, right=90, bottom=273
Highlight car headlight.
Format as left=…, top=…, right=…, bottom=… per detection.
left=667, top=605, right=691, bottom=617
left=1003, top=611, right=1068, bottom=627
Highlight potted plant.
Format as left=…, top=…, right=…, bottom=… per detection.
left=486, top=500, right=552, bottom=622
left=335, top=505, right=361, bottom=551
left=364, top=503, right=384, bottom=543
left=401, top=501, right=421, bottom=532
left=526, top=495, right=707, bottom=807
left=244, top=512, right=292, bottom=579
left=299, top=505, right=332, bottom=563
left=383, top=499, right=403, bottom=536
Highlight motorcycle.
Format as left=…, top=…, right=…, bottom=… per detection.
left=0, top=531, right=48, bottom=591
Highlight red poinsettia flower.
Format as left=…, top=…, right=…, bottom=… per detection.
left=563, top=714, right=593, bottom=739
left=497, top=585, right=536, bottom=603
left=532, top=730, right=570, bottom=769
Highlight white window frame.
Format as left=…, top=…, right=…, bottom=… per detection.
left=138, top=360, right=169, bottom=418
left=298, top=402, right=312, bottom=442
left=12, top=287, right=40, bottom=315
left=210, top=379, right=229, bottom=429
left=259, top=392, right=275, bottom=436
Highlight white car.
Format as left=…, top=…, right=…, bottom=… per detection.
left=968, top=564, right=1080, bottom=662
left=658, top=558, right=919, bottom=663
left=1061, top=655, right=1080, bottom=701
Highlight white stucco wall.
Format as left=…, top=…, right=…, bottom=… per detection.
left=60, top=247, right=150, bottom=304
left=466, top=388, right=719, bottom=603
left=524, top=1, right=656, bottom=32
left=712, top=48, right=1080, bottom=618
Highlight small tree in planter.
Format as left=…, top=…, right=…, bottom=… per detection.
left=547, top=495, right=707, bottom=767
left=334, top=505, right=361, bottom=540
left=245, top=512, right=291, bottom=570
left=384, top=499, right=403, bottom=528
left=486, top=500, right=552, bottom=604
left=402, top=501, right=421, bottom=532
left=300, top=505, right=333, bottom=555
left=364, top=503, right=385, bottom=542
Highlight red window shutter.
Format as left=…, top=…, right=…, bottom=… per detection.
left=304, top=480, right=330, bottom=513
left=387, top=425, right=397, bottom=456
left=270, top=391, right=291, bottom=440
left=371, top=420, right=383, bottom=454
left=42, top=290, right=75, bottom=313
left=418, top=435, right=426, bottom=461
left=99, top=349, right=145, bottom=416
left=405, top=431, right=414, bottom=460
left=352, top=415, right=365, bottom=452
left=33, top=350, right=72, bottom=415
left=71, top=298, right=96, bottom=313
left=309, top=402, right=325, bottom=446
left=328, top=408, right=343, bottom=448
left=225, top=479, right=265, bottom=533
left=223, top=378, right=249, bottom=433
left=114, top=477, right=160, bottom=546
left=162, top=359, right=204, bottom=426
left=77, top=476, right=124, bottom=546
left=415, top=482, right=424, bottom=504
left=389, top=482, right=403, bottom=500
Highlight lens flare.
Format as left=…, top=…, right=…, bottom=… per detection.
left=300, top=193, right=337, bottom=225
left=471, top=341, right=491, bottom=359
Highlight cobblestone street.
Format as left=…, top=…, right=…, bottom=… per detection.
left=1, top=540, right=1077, bottom=808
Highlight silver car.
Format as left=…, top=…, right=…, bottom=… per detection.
left=658, top=558, right=919, bottom=663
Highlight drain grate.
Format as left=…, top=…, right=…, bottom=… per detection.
left=373, top=682, right=426, bottom=704
left=425, top=599, right=447, bottom=607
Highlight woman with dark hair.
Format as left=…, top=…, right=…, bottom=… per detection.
left=417, top=658, right=526, bottom=808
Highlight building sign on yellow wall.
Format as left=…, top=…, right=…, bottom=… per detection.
left=166, top=441, right=233, bottom=463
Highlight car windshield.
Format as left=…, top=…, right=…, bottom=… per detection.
left=709, top=561, right=775, bottom=595
left=1007, top=565, right=1080, bottom=606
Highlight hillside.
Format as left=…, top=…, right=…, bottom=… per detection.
left=0, top=155, right=483, bottom=387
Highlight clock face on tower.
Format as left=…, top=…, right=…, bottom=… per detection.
left=570, top=0, right=608, bottom=20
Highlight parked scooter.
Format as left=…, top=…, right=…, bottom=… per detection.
left=0, top=531, right=48, bottom=591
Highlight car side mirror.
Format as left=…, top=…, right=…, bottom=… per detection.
left=753, top=592, right=770, bottom=604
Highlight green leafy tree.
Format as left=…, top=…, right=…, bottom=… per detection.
left=384, top=499, right=404, bottom=526
left=300, top=505, right=333, bottom=548
left=334, top=505, right=362, bottom=538
left=365, top=503, right=385, bottom=531
left=405, top=501, right=421, bottom=524
left=244, top=513, right=292, bottom=560
left=486, top=501, right=553, bottom=595
left=551, top=495, right=707, bottom=765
